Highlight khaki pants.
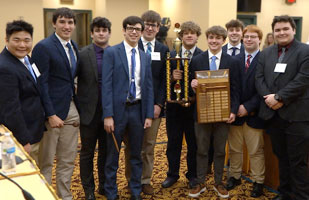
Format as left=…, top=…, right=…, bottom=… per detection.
left=29, top=142, right=40, bottom=165
left=228, top=123, right=265, bottom=184
left=38, top=101, right=79, bottom=200
left=124, top=118, right=161, bottom=184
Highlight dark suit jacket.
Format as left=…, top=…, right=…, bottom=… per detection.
left=76, top=44, right=101, bottom=125
left=232, top=51, right=264, bottom=129
left=255, top=39, right=309, bottom=123
left=138, top=40, right=169, bottom=114
left=32, top=33, right=79, bottom=120
left=102, top=42, right=154, bottom=123
left=190, top=50, right=240, bottom=116
left=169, top=47, right=203, bottom=101
left=222, top=43, right=245, bottom=56
left=0, top=48, right=45, bottom=145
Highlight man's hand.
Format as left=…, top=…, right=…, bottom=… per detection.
left=104, top=117, right=114, bottom=133
left=154, top=105, right=161, bottom=119
left=237, top=104, right=248, bottom=117
left=227, top=113, right=236, bottom=123
left=23, top=143, right=31, bottom=154
left=172, top=69, right=183, bottom=80
left=144, top=118, right=152, bottom=129
left=272, top=102, right=284, bottom=110
left=191, top=79, right=198, bottom=93
left=48, top=115, right=64, bottom=128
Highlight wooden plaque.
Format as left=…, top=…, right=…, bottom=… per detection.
left=195, top=69, right=230, bottom=123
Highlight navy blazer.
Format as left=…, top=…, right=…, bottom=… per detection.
left=138, top=39, right=169, bottom=116
left=256, top=40, right=309, bottom=124
left=222, top=43, right=245, bottom=56
left=32, top=33, right=79, bottom=120
left=0, top=48, right=45, bottom=145
left=102, top=42, right=154, bottom=123
left=232, top=51, right=264, bottom=129
left=190, top=50, right=240, bottom=116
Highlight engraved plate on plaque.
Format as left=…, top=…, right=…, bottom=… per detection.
left=196, top=69, right=230, bottom=123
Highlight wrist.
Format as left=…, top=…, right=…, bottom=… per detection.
left=274, top=94, right=282, bottom=102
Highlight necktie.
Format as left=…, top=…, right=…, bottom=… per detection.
left=24, top=56, right=36, bottom=82
left=210, top=56, right=217, bottom=71
left=245, top=54, right=252, bottom=72
left=66, top=42, right=76, bottom=76
left=146, top=42, right=152, bottom=56
left=184, top=50, right=192, bottom=64
left=278, top=47, right=286, bottom=63
left=129, top=48, right=136, bottom=101
left=231, top=47, right=237, bottom=56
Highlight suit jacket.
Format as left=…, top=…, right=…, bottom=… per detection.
left=255, top=39, right=309, bottom=123
left=0, top=48, right=45, bottom=145
left=32, top=33, right=79, bottom=120
left=222, top=43, right=245, bottom=56
left=76, top=44, right=102, bottom=125
left=190, top=50, right=240, bottom=116
left=169, top=47, right=203, bottom=101
left=138, top=40, right=169, bottom=114
left=232, top=51, right=264, bottom=129
left=102, top=42, right=154, bottom=123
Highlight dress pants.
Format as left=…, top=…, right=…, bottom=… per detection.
left=228, top=123, right=265, bottom=183
left=195, top=122, right=229, bottom=185
left=266, top=115, right=309, bottom=200
left=30, top=142, right=40, bottom=166
left=124, top=118, right=161, bottom=184
left=80, top=107, right=107, bottom=194
left=165, top=103, right=197, bottom=181
left=104, top=103, right=144, bottom=199
left=39, top=101, right=79, bottom=200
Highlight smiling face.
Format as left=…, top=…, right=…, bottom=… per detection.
left=123, top=23, right=143, bottom=47
left=53, top=16, right=76, bottom=41
left=143, top=21, right=159, bottom=41
left=227, top=26, right=242, bottom=45
left=207, top=33, right=225, bottom=55
left=243, top=31, right=260, bottom=53
left=273, top=22, right=295, bottom=46
left=6, top=31, right=33, bottom=59
left=181, top=31, right=198, bottom=49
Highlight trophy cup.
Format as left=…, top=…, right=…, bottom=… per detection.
left=166, top=23, right=190, bottom=107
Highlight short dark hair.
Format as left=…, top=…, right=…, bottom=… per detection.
left=206, top=26, right=227, bottom=40
left=6, top=20, right=33, bottom=39
left=225, top=19, right=244, bottom=31
left=141, top=10, right=161, bottom=25
left=271, top=15, right=296, bottom=31
left=178, top=21, right=201, bottom=38
left=90, top=17, right=112, bottom=33
left=122, top=16, right=144, bottom=31
left=52, top=7, right=76, bottom=24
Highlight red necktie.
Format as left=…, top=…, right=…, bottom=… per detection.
left=245, top=54, right=252, bottom=72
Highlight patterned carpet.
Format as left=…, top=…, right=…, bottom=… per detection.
left=52, top=119, right=278, bottom=199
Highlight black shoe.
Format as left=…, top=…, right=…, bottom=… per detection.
left=85, top=192, right=96, bottom=200
left=161, top=177, right=177, bottom=188
left=251, top=182, right=263, bottom=198
left=130, top=194, right=142, bottom=200
left=188, top=178, right=197, bottom=189
left=226, top=177, right=241, bottom=191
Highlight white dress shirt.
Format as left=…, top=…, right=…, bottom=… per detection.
left=227, top=42, right=242, bottom=56
left=55, top=33, right=77, bottom=68
left=208, top=50, right=222, bottom=70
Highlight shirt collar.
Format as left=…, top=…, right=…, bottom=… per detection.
left=227, top=42, right=241, bottom=50
left=123, top=40, right=139, bottom=55
left=55, top=32, right=72, bottom=47
left=93, top=43, right=104, bottom=53
left=278, top=39, right=294, bottom=51
left=141, top=37, right=155, bottom=47
left=208, top=50, right=222, bottom=60
left=245, top=49, right=259, bottom=60
left=182, top=45, right=196, bottom=55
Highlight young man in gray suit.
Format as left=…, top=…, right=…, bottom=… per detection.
left=76, top=17, right=111, bottom=200
left=255, top=15, right=309, bottom=200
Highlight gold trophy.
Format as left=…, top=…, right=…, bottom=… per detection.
left=166, top=23, right=190, bottom=107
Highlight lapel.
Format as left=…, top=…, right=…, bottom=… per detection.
left=87, top=45, right=98, bottom=80
left=246, top=51, right=259, bottom=78
left=51, top=34, right=73, bottom=79
left=139, top=49, right=146, bottom=86
left=219, top=52, right=229, bottom=70
left=118, top=42, right=129, bottom=78
left=270, top=45, right=281, bottom=81
left=138, top=40, right=145, bottom=52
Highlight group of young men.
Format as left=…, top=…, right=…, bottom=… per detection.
left=0, top=6, right=308, bottom=200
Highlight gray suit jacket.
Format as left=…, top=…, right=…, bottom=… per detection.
left=76, top=44, right=100, bottom=125
left=255, top=39, right=309, bottom=122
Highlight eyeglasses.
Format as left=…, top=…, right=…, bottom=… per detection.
left=243, top=35, right=258, bottom=39
left=145, top=23, right=158, bottom=29
left=126, top=26, right=142, bottom=32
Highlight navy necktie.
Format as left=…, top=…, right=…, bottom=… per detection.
left=231, top=47, right=237, bottom=56
left=66, top=42, right=76, bottom=76
left=146, top=42, right=152, bottom=56
left=129, top=48, right=136, bottom=101
left=210, top=56, right=217, bottom=71
left=24, top=56, right=36, bottom=82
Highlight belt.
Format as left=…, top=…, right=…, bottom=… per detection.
left=126, top=99, right=141, bottom=106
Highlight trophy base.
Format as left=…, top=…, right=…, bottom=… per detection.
left=167, top=99, right=191, bottom=107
